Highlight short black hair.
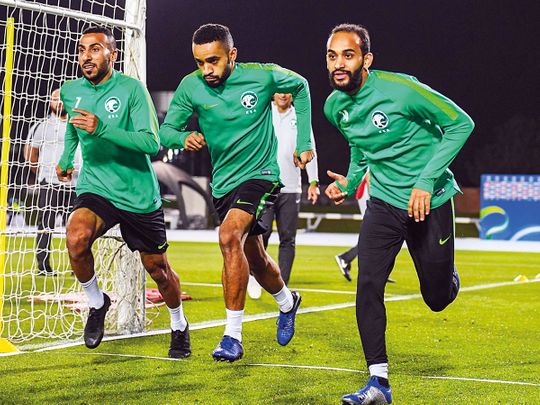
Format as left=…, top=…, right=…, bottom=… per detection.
left=330, top=23, right=371, bottom=55
left=192, top=24, right=234, bottom=51
left=82, top=26, right=117, bottom=50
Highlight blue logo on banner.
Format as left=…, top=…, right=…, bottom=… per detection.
left=480, top=174, right=540, bottom=241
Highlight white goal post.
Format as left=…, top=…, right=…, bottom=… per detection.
left=0, top=0, right=148, bottom=351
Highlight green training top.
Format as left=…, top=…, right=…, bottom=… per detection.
left=324, top=70, right=474, bottom=210
left=58, top=70, right=161, bottom=213
left=159, top=62, right=313, bottom=198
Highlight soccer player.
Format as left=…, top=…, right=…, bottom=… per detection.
left=323, top=24, right=474, bottom=404
left=159, top=23, right=314, bottom=362
left=260, top=93, right=320, bottom=286
left=56, top=26, right=191, bottom=358
left=25, top=88, right=81, bottom=276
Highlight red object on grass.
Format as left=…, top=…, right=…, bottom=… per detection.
left=145, top=288, right=192, bottom=302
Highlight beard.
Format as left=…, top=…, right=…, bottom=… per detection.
left=328, top=65, right=364, bottom=93
left=204, top=60, right=232, bottom=88
left=82, top=60, right=111, bottom=84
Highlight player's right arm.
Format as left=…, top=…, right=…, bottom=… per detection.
left=71, top=81, right=160, bottom=155
left=343, top=145, right=368, bottom=195
left=323, top=96, right=368, bottom=199
left=159, top=78, right=200, bottom=150
left=57, top=121, right=79, bottom=182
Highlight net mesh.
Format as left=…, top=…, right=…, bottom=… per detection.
left=0, top=0, right=148, bottom=345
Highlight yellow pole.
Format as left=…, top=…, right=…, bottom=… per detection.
left=0, top=17, right=19, bottom=353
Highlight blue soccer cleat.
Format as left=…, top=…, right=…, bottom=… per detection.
left=212, top=335, right=243, bottom=362
left=342, top=376, right=392, bottom=404
left=452, top=267, right=460, bottom=292
left=276, top=291, right=302, bottom=346
left=449, top=266, right=460, bottom=304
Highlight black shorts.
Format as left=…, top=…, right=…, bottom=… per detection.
left=71, top=192, right=168, bottom=254
left=213, top=179, right=281, bottom=236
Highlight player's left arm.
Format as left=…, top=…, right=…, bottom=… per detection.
left=70, top=82, right=160, bottom=155
left=404, top=79, right=474, bottom=220
left=270, top=65, right=313, bottom=168
left=406, top=80, right=475, bottom=194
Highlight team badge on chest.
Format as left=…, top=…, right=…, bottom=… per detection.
left=371, top=111, right=389, bottom=129
left=105, top=97, right=121, bottom=113
left=240, top=91, right=258, bottom=114
left=105, top=96, right=121, bottom=118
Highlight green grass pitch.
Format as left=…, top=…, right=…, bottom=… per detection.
left=1, top=241, right=539, bottom=404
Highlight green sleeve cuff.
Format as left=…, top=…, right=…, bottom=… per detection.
left=309, top=180, right=318, bottom=187
left=178, top=132, right=191, bottom=149
left=413, top=178, right=435, bottom=194
left=335, top=180, right=348, bottom=194
left=58, top=157, right=73, bottom=172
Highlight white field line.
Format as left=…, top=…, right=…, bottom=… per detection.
left=67, top=351, right=184, bottom=362
left=456, top=261, right=540, bottom=268
left=391, top=257, right=540, bottom=269
left=182, top=282, right=359, bottom=296
left=246, top=363, right=540, bottom=387
left=422, top=374, right=540, bottom=387
left=11, top=278, right=539, bottom=355
left=44, top=352, right=540, bottom=388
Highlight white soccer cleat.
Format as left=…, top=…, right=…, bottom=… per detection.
left=247, top=274, right=262, bottom=299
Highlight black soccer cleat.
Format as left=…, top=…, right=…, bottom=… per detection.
left=84, top=293, right=111, bottom=349
left=168, top=322, right=192, bottom=359
left=335, top=255, right=352, bottom=281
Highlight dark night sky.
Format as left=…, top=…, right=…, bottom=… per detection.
left=146, top=1, right=540, bottom=186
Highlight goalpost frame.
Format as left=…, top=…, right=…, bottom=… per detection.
left=0, top=16, right=18, bottom=353
left=0, top=0, right=142, bottom=31
left=0, top=0, right=148, bottom=351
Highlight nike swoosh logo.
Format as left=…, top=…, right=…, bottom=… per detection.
left=203, top=103, right=219, bottom=110
left=439, top=235, right=452, bottom=245
left=236, top=199, right=253, bottom=206
left=157, top=242, right=167, bottom=249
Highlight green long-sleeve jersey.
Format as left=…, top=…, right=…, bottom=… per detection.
left=324, top=70, right=474, bottom=210
left=159, top=62, right=313, bottom=198
left=58, top=70, right=161, bottom=213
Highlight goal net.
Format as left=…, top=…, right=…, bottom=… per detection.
left=0, top=0, right=148, bottom=349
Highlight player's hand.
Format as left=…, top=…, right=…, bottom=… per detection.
left=325, top=170, right=348, bottom=205
left=307, top=184, right=320, bottom=205
left=184, top=132, right=206, bottom=151
left=408, top=188, right=432, bottom=222
left=294, top=150, right=315, bottom=170
left=70, top=109, right=99, bottom=133
left=56, top=164, right=73, bottom=182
